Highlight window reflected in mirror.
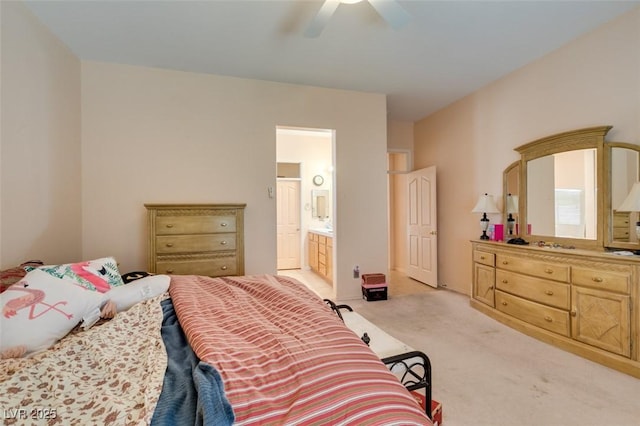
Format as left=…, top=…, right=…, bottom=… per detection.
left=527, top=148, right=597, bottom=240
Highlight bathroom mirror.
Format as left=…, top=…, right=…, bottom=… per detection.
left=604, top=142, right=640, bottom=250
left=515, top=126, right=610, bottom=249
left=312, top=189, right=329, bottom=219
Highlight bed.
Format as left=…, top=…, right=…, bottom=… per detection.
left=0, top=270, right=432, bottom=425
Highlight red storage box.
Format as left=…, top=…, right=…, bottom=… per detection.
left=362, top=273, right=386, bottom=284
left=361, top=282, right=387, bottom=301
left=410, top=392, right=442, bottom=425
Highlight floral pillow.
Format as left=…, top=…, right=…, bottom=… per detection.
left=0, top=269, right=105, bottom=355
left=26, top=257, right=125, bottom=293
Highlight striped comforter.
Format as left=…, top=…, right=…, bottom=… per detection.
left=169, top=274, right=431, bottom=426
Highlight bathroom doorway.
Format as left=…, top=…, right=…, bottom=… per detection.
left=276, top=127, right=334, bottom=295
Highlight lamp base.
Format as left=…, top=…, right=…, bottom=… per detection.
left=479, top=231, right=490, bottom=240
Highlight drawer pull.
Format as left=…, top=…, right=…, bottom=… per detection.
left=570, top=309, right=577, bottom=317
left=166, top=243, right=174, bottom=247
left=166, top=269, right=174, bottom=274
left=166, top=224, right=174, bottom=228
left=501, top=301, right=507, bottom=306
left=221, top=265, right=228, bottom=270
left=544, top=290, right=554, bottom=296
left=220, top=240, right=228, bottom=245
left=592, top=277, right=603, bottom=283
left=480, top=255, right=485, bottom=260
left=544, top=268, right=553, bottom=274
left=544, top=316, right=553, bottom=322
left=221, top=222, right=228, bottom=227
left=502, top=279, right=508, bottom=284
left=502, top=261, right=508, bottom=265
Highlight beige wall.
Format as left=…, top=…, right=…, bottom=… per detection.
left=413, top=7, right=640, bottom=295
left=81, top=61, right=388, bottom=300
left=0, top=2, right=81, bottom=268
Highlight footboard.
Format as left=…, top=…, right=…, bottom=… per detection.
left=382, top=351, right=432, bottom=419
left=326, top=300, right=433, bottom=419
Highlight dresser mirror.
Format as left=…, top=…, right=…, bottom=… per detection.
left=512, top=126, right=610, bottom=249
left=527, top=148, right=598, bottom=240
left=604, top=142, right=640, bottom=250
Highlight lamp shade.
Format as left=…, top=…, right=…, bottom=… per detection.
left=617, top=182, right=640, bottom=212
left=472, top=193, right=500, bottom=214
left=506, top=194, right=519, bottom=214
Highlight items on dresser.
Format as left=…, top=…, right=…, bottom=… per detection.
left=146, top=204, right=245, bottom=277
left=471, top=240, right=639, bottom=378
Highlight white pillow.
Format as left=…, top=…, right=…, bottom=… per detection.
left=0, top=269, right=105, bottom=355
left=106, top=274, right=170, bottom=312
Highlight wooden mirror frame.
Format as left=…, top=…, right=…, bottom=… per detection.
left=604, top=141, right=640, bottom=251
left=513, top=126, right=611, bottom=250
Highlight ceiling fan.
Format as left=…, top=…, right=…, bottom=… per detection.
left=305, top=0, right=410, bottom=38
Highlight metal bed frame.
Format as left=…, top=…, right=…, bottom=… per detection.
left=324, top=299, right=433, bottom=420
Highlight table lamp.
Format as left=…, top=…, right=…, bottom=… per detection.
left=472, top=193, right=500, bottom=240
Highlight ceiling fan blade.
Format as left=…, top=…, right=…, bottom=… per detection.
left=368, top=0, right=410, bottom=30
left=305, top=0, right=341, bottom=38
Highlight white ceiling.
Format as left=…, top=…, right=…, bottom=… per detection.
left=24, top=0, right=639, bottom=122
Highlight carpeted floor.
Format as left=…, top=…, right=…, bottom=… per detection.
left=279, top=269, right=640, bottom=426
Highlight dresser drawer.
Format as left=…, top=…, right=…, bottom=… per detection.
left=156, top=257, right=237, bottom=276
left=613, top=213, right=630, bottom=227
left=496, top=270, right=569, bottom=310
left=572, top=267, right=631, bottom=294
left=613, top=228, right=630, bottom=239
left=473, top=250, right=495, bottom=267
left=156, top=234, right=236, bottom=254
left=496, top=254, right=569, bottom=283
left=496, top=291, right=570, bottom=336
left=156, top=215, right=236, bottom=235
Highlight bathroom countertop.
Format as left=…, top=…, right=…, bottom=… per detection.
left=309, top=228, right=333, bottom=237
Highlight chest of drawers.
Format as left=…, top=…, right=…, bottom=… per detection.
left=146, top=204, right=245, bottom=277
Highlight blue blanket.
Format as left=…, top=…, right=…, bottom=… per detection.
left=151, top=299, right=235, bottom=426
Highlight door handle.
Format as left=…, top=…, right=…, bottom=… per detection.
left=430, top=230, right=437, bottom=235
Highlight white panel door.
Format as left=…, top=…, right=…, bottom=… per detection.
left=277, top=180, right=301, bottom=270
left=407, top=166, right=438, bottom=287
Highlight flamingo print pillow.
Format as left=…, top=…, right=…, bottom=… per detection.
left=26, top=256, right=125, bottom=293
left=0, top=269, right=105, bottom=355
